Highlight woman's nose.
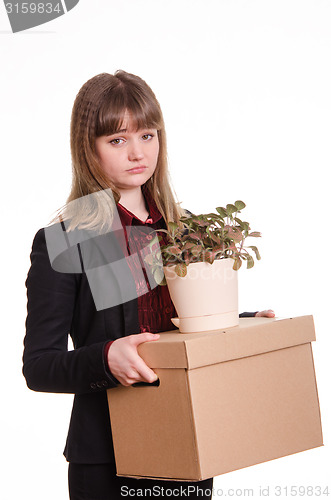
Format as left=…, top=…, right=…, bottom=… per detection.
left=128, top=139, right=144, bottom=161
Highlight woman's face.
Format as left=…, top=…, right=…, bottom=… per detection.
left=95, top=112, right=159, bottom=193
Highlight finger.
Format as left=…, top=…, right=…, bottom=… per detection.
left=257, top=310, right=275, bottom=317
left=132, top=356, right=159, bottom=384
left=114, top=366, right=142, bottom=387
left=123, top=369, right=142, bottom=386
left=118, top=376, right=137, bottom=387
left=121, top=367, right=157, bottom=386
left=130, top=332, right=160, bottom=346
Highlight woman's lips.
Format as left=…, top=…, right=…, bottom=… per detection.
left=127, top=166, right=147, bottom=174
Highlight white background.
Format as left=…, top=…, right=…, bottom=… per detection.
left=0, top=1, right=330, bottom=498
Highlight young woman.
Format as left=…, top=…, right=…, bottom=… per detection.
left=23, top=70, right=274, bottom=500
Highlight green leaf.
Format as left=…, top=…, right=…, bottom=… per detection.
left=248, top=231, right=261, bottom=238
left=168, top=222, right=177, bottom=232
left=158, top=276, right=167, bottom=286
left=202, top=250, right=215, bottom=264
left=216, top=207, right=227, bottom=218
left=197, top=220, right=210, bottom=227
left=234, top=200, right=246, bottom=211
left=226, top=204, right=237, bottom=215
left=246, top=255, right=255, bottom=269
left=190, top=244, right=203, bottom=256
left=241, top=221, right=250, bottom=232
left=213, top=245, right=225, bottom=256
left=226, top=227, right=243, bottom=243
left=206, top=227, right=221, bottom=244
left=247, top=245, right=261, bottom=260
left=167, top=246, right=182, bottom=255
left=183, top=252, right=190, bottom=265
left=215, top=219, right=225, bottom=228
left=182, top=241, right=196, bottom=251
left=175, top=263, right=187, bottom=277
left=232, top=258, right=242, bottom=270
left=204, top=213, right=219, bottom=218
left=189, top=233, right=203, bottom=242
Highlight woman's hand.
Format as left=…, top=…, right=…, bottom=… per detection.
left=107, top=333, right=160, bottom=387
left=255, top=310, right=275, bottom=318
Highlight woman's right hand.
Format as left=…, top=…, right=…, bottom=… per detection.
left=107, top=333, right=160, bottom=387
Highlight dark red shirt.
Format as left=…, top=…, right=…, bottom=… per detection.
left=104, top=190, right=176, bottom=368
left=116, top=190, right=176, bottom=333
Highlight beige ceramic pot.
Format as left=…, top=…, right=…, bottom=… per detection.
left=163, top=259, right=239, bottom=333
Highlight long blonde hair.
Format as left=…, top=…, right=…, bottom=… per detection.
left=53, top=70, right=185, bottom=232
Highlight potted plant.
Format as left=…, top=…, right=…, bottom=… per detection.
left=146, top=200, right=261, bottom=333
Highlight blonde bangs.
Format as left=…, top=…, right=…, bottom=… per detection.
left=95, top=86, right=163, bottom=138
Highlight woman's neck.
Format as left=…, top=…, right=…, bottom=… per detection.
left=118, top=187, right=149, bottom=220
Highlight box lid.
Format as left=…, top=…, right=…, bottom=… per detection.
left=137, top=315, right=316, bottom=369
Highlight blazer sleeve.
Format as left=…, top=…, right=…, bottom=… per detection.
left=239, top=312, right=258, bottom=318
left=23, top=228, right=119, bottom=395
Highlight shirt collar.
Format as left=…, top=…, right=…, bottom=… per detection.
left=117, top=188, right=163, bottom=227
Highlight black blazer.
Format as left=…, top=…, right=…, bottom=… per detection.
left=23, top=223, right=256, bottom=464
left=23, top=223, right=144, bottom=464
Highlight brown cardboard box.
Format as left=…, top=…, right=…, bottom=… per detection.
left=107, top=316, right=323, bottom=481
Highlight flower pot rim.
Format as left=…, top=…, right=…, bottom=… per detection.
left=163, top=258, right=235, bottom=269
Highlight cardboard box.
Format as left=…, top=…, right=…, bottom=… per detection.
left=107, top=316, right=323, bottom=481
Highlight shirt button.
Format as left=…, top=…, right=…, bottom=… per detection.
left=165, top=306, right=172, bottom=313
left=146, top=234, right=153, bottom=241
left=96, top=381, right=103, bottom=388
left=90, top=382, right=97, bottom=390
left=102, top=380, right=108, bottom=388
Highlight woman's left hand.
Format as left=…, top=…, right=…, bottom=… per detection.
left=255, top=310, right=275, bottom=318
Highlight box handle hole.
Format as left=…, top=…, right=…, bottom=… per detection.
left=132, top=378, right=160, bottom=388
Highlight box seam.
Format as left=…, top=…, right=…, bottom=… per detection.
left=308, top=343, right=324, bottom=444
left=184, top=340, right=202, bottom=479
left=188, top=341, right=315, bottom=370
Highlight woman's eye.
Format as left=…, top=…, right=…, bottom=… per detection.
left=110, top=138, right=124, bottom=145
left=142, top=133, right=154, bottom=140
